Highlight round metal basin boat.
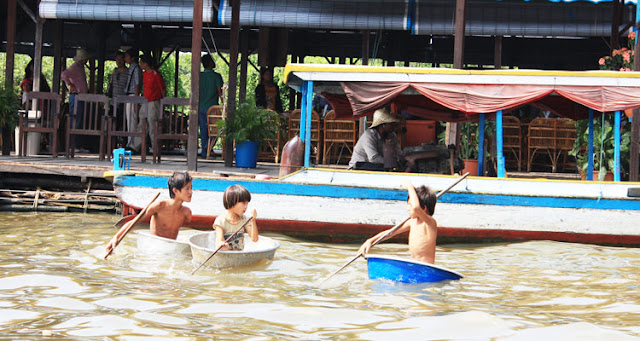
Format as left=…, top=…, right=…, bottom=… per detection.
left=188, top=232, right=280, bottom=269
left=135, top=229, right=199, bottom=258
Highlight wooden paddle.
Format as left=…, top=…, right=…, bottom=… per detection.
left=104, top=191, right=161, bottom=259
left=191, top=217, right=254, bottom=275
left=316, top=172, right=470, bottom=286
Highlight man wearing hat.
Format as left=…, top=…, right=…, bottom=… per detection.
left=61, top=48, right=90, bottom=152
left=348, top=108, right=405, bottom=171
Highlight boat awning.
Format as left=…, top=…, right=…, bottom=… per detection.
left=39, top=0, right=215, bottom=22
left=284, top=64, right=640, bottom=121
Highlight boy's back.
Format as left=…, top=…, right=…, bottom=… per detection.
left=407, top=215, right=437, bottom=264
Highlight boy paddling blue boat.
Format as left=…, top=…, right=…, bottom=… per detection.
left=358, top=180, right=437, bottom=264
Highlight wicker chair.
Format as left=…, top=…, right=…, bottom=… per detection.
left=322, top=111, right=356, bottom=164
left=502, top=115, right=522, bottom=171
left=206, top=105, right=224, bottom=159
left=527, top=117, right=576, bottom=172
left=257, top=109, right=283, bottom=163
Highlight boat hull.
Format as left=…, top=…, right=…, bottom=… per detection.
left=110, top=169, right=640, bottom=246
left=366, top=255, right=463, bottom=283
left=188, top=232, right=280, bottom=269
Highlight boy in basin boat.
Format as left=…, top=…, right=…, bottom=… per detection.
left=213, top=184, right=259, bottom=251
left=105, top=171, right=193, bottom=253
left=358, top=181, right=437, bottom=264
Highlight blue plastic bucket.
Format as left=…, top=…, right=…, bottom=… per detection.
left=235, top=141, right=259, bottom=168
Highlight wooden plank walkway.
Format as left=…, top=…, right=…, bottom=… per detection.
left=0, top=154, right=283, bottom=180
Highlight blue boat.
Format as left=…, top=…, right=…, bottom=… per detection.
left=366, top=255, right=464, bottom=283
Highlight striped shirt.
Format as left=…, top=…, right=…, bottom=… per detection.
left=124, top=62, right=142, bottom=95
left=109, top=68, right=129, bottom=97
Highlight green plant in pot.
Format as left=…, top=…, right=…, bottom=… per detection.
left=569, top=114, right=630, bottom=181
left=217, top=102, right=279, bottom=168
left=0, top=85, right=21, bottom=156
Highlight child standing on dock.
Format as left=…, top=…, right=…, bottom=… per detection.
left=213, top=185, right=259, bottom=251
left=105, top=171, right=193, bottom=253
left=358, top=181, right=438, bottom=264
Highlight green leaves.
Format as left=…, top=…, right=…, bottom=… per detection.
left=0, top=86, right=21, bottom=129
left=569, top=114, right=631, bottom=179
left=217, top=102, right=279, bottom=145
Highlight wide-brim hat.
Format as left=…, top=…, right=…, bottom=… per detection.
left=73, top=48, right=90, bottom=62
left=369, top=108, right=400, bottom=128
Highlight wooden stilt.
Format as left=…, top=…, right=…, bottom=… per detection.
left=224, top=0, right=240, bottom=167
left=189, top=0, right=204, bottom=171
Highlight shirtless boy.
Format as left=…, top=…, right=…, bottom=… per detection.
left=358, top=180, right=438, bottom=264
left=105, top=171, right=193, bottom=253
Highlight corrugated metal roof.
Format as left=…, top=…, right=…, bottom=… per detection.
left=39, top=0, right=215, bottom=22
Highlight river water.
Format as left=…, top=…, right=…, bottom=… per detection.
left=1, top=212, right=640, bottom=340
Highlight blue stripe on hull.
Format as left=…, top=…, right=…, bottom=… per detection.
left=114, top=175, right=640, bottom=211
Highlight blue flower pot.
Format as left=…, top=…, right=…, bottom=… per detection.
left=235, top=141, right=259, bottom=168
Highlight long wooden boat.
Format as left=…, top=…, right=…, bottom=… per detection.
left=366, top=255, right=464, bottom=283
left=109, top=65, right=640, bottom=246
left=188, top=232, right=280, bottom=269
left=108, top=168, right=640, bottom=246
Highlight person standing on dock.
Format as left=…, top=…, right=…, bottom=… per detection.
left=61, top=48, right=90, bottom=153
left=130, top=55, right=166, bottom=154
left=198, top=54, right=224, bottom=158
left=123, top=48, right=143, bottom=151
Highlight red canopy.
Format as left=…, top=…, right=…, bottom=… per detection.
left=325, top=81, right=640, bottom=121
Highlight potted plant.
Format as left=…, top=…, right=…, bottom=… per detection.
left=569, top=115, right=630, bottom=181
left=217, top=102, right=279, bottom=168
left=0, top=85, right=21, bottom=156
left=459, top=122, right=479, bottom=175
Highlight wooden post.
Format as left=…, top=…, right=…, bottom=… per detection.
left=494, top=35, right=502, bottom=69
left=449, top=0, right=466, bottom=151
left=239, top=28, right=249, bottom=103
left=224, top=0, right=241, bottom=167
left=188, top=0, right=203, bottom=171
left=359, top=30, right=370, bottom=137
left=96, top=31, right=106, bottom=94
left=52, top=20, right=63, bottom=93
left=630, top=7, right=640, bottom=182
left=2, top=0, right=17, bottom=155
left=174, top=47, right=180, bottom=98
left=611, top=0, right=621, bottom=51
left=288, top=54, right=297, bottom=112
left=5, top=0, right=16, bottom=89
left=88, top=58, right=95, bottom=94
left=32, top=18, right=44, bottom=94
left=453, top=0, right=466, bottom=69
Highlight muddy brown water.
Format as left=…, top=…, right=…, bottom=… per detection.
left=1, top=212, right=639, bottom=340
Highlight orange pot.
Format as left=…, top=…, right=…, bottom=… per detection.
left=462, top=159, right=478, bottom=176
